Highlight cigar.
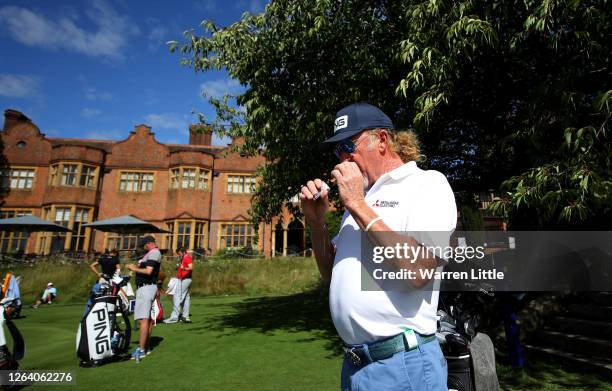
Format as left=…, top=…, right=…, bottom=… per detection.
left=313, top=182, right=330, bottom=201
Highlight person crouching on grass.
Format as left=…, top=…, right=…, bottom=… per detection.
left=32, top=282, right=57, bottom=308
left=126, top=235, right=161, bottom=362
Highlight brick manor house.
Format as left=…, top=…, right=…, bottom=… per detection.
left=0, top=109, right=303, bottom=257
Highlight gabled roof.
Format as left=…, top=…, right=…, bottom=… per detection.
left=166, top=144, right=225, bottom=154
left=47, top=137, right=115, bottom=151
left=45, top=138, right=229, bottom=154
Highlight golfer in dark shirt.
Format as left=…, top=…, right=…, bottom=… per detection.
left=90, top=249, right=121, bottom=281
left=127, top=236, right=161, bottom=361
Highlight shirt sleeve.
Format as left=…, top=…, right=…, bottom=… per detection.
left=330, top=235, right=339, bottom=247
left=404, top=171, right=457, bottom=262
left=148, top=249, right=162, bottom=263
left=144, top=260, right=157, bottom=269
left=331, top=210, right=350, bottom=247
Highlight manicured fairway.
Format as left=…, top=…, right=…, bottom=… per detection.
left=9, top=293, right=612, bottom=391
left=13, top=294, right=343, bottom=391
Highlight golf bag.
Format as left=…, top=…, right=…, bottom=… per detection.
left=1, top=273, right=22, bottom=319
left=0, top=300, right=25, bottom=370
left=438, top=255, right=502, bottom=391
left=76, top=275, right=132, bottom=366
left=150, top=289, right=164, bottom=325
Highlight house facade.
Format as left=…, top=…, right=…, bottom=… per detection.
left=0, top=109, right=303, bottom=257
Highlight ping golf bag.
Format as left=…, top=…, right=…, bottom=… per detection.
left=76, top=275, right=132, bottom=366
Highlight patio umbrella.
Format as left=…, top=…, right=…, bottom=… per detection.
left=0, top=215, right=71, bottom=233
left=82, top=215, right=170, bottom=234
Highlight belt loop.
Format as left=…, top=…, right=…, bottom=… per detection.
left=344, top=343, right=373, bottom=368
left=360, top=344, right=374, bottom=364
left=401, top=327, right=419, bottom=350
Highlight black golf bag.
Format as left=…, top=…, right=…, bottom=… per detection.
left=438, top=254, right=503, bottom=391
left=0, top=303, right=25, bottom=371
left=76, top=276, right=131, bottom=366
left=438, top=298, right=501, bottom=391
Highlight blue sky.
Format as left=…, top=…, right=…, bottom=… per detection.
left=0, top=0, right=264, bottom=145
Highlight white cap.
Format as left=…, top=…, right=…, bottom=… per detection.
left=47, top=282, right=53, bottom=286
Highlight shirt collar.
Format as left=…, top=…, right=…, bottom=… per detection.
left=367, top=161, right=419, bottom=194
left=387, top=161, right=419, bottom=181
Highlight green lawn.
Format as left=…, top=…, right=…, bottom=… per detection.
left=9, top=293, right=612, bottom=391
left=14, top=293, right=342, bottom=391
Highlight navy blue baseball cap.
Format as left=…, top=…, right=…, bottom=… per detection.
left=138, top=235, right=156, bottom=247
left=321, top=102, right=395, bottom=146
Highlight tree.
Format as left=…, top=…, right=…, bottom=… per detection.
left=172, top=0, right=611, bottom=229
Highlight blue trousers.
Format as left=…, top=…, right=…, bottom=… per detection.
left=341, top=338, right=448, bottom=391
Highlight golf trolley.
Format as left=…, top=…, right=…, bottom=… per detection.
left=76, top=274, right=132, bottom=367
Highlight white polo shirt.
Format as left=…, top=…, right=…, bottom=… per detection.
left=329, top=161, right=457, bottom=345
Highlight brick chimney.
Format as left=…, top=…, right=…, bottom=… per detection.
left=189, top=124, right=213, bottom=146
left=3, top=109, right=31, bottom=131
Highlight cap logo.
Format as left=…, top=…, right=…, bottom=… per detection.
left=334, top=115, right=348, bottom=132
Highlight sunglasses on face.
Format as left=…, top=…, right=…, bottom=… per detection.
left=333, top=136, right=366, bottom=159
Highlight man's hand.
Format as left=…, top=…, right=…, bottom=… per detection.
left=299, top=179, right=329, bottom=226
left=331, top=161, right=365, bottom=211
left=299, top=178, right=335, bottom=283
left=126, top=264, right=137, bottom=272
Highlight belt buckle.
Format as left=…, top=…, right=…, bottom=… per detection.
left=346, top=348, right=362, bottom=367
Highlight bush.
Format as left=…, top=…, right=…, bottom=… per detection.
left=214, top=246, right=263, bottom=259
left=1, top=256, right=320, bottom=303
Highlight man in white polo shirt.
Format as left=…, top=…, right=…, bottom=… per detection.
left=300, top=102, right=456, bottom=391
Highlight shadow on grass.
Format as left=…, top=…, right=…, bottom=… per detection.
left=201, top=287, right=344, bottom=356
left=149, top=336, right=164, bottom=350
left=497, top=353, right=612, bottom=391
left=130, top=336, right=164, bottom=352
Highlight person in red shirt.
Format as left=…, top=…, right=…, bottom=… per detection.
left=163, top=247, right=193, bottom=324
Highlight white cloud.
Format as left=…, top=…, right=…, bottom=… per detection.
left=0, top=74, right=40, bottom=98
left=85, top=88, right=113, bottom=101
left=81, top=108, right=102, bottom=118
left=84, top=129, right=124, bottom=140
left=0, top=0, right=139, bottom=59
left=147, top=26, right=168, bottom=52
left=143, top=113, right=190, bottom=133
left=200, top=78, right=242, bottom=99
